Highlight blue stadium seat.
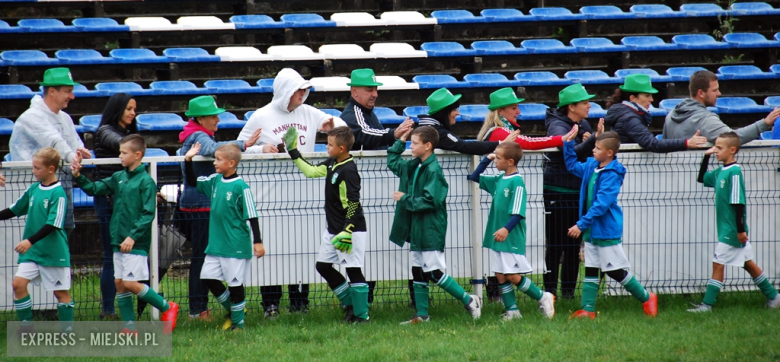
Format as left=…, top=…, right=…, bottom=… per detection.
left=216, top=112, right=246, bottom=129
left=729, top=2, right=780, bottom=15
left=403, top=106, right=429, bottom=121
left=471, top=40, right=527, bottom=55
left=614, top=68, right=673, bottom=83
left=629, top=4, right=686, bottom=18
left=514, top=71, right=573, bottom=86
left=420, top=42, right=477, bottom=57
left=717, top=65, right=777, bottom=80
left=144, top=148, right=170, bottom=157
left=521, top=39, right=577, bottom=54
left=588, top=102, right=607, bottom=118
left=580, top=5, right=637, bottom=20
left=621, top=36, right=679, bottom=51
left=95, top=82, right=158, bottom=96
left=109, top=49, right=169, bottom=63
left=149, top=81, right=207, bottom=95
left=464, top=73, right=520, bottom=87
left=480, top=8, right=536, bottom=22
left=314, top=144, right=328, bottom=152
left=672, top=34, right=730, bottom=49
left=229, top=15, right=288, bottom=29
left=79, top=115, right=102, bottom=133
left=244, top=110, right=255, bottom=121
left=55, top=49, right=115, bottom=65
left=0, top=84, right=35, bottom=99
left=655, top=134, right=663, bottom=140
left=0, top=20, right=22, bottom=34
left=17, top=19, right=77, bottom=33
left=771, top=64, right=780, bottom=75
left=776, top=33, right=780, bottom=41
left=72, top=188, right=94, bottom=208
left=759, top=131, right=773, bottom=140
left=279, top=14, right=337, bottom=28
left=204, top=79, right=266, bottom=94
left=320, top=109, right=342, bottom=117
left=716, top=97, right=774, bottom=114
left=72, top=18, right=130, bottom=32
left=564, top=70, right=621, bottom=84
left=648, top=106, right=669, bottom=117
left=431, top=10, right=488, bottom=24
left=765, top=96, right=780, bottom=107
left=374, top=107, right=407, bottom=125
left=0, top=118, right=14, bottom=135
left=72, top=84, right=105, bottom=98
left=136, top=113, right=187, bottom=132
left=1, top=50, right=60, bottom=66
left=163, top=48, right=221, bottom=62
left=459, top=105, right=489, bottom=122
left=666, top=66, right=708, bottom=81
left=517, top=103, right=549, bottom=121
left=660, top=98, right=719, bottom=113
left=256, top=78, right=274, bottom=93
left=570, top=37, right=628, bottom=52
left=680, top=3, right=727, bottom=16
left=528, top=7, right=585, bottom=20
left=722, top=32, right=780, bottom=48
left=412, top=75, right=471, bottom=89
left=3, top=154, right=11, bottom=162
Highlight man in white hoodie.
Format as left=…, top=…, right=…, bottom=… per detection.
left=10, top=67, right=92, bottom=231
left=238, top=68, right=346, bottom=317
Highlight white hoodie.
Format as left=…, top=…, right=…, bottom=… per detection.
left=238, top=68, right=346, bottom=153
left=9, top=95, right=84, bottom=162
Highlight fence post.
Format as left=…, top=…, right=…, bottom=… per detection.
left=149, top=161, right=160, bottom=321
left=469, top=155, right=484, bottom=299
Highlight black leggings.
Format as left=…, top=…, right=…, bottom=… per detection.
left=202, top=278, right=245, bottom=305
left=543, top=191, right=582, bottom=298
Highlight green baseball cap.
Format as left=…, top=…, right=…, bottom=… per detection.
left=426, top=88, right=462, bottom=115
left=39, top=67, right=80, bottom=87
left=557, top=83, right=596, bottom=108
left=488, top=87, right=524, bottom=111
left=619, top=74, right=658, bottom=94
left=185, top=95, right=225, bottom=117
left=347, top=68, right=383, bottom=87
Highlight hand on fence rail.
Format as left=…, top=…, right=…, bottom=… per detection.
left=70, top=154, right=83, bottom=178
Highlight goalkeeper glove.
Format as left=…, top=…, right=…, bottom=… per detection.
left=331, top=224, right=354, bottom=254
left=282, top=127, right=298, bottom=151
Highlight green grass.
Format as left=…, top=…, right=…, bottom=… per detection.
left=3, top=286, right=780, bottom=361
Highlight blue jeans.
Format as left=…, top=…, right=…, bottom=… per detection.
left=94, top=195, right=115, bottom=315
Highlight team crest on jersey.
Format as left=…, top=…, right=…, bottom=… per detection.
left=43, top=199, right=49, bottom=208
left=331, top=172, right=339, bottom=184
left=720, top=179, right=725, bottom=188
left=226, top=192, right=232, bottom=201
left=504, top=188, right=510, bottom=197
left=29, top=196, right=34, bottom=208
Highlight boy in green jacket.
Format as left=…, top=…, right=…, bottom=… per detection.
left=388, top=126, right=482, bottom=324
left=72, top=134, right=179, bottom=333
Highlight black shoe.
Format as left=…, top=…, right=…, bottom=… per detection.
left=342, top=305, right=355, bottom=322
left=264, top=305, right=280, bottom=319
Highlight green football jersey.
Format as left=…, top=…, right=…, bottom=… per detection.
left=196, top=174, right=258, bottom=259
left=480, top=173, right=527, bottom=255
left=10, top=182, right=70, bottom=267
left=703, top=164, right=748, bottom=248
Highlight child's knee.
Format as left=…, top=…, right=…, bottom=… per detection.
left=11, top=277, right=28, bottom=292
left=53, top=290, right=71, bottom=300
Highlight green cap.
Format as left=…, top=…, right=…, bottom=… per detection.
left=426, top=88, right=462, bottom=115
left=488, top=87, right=524, bottom=111
left=619, top=74, right=658, bottom=94
left=39, top=67, right=80, bottom=87
left=347, top=68, right=383, bottom=87
left=557, top=83, right=596, bottom=108
left=185, top=95, right=225, bottom=117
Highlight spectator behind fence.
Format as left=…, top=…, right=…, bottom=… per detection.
left=605, top=74, right=707, bottom=152
left=663, top=70, right=780, bottom=144
left=542, top=84, right=603, bottom=300
left=477, top=87, right=564, bottom=150
left=9, top=67, right=92, bottom=232
left=340, top=68, right=414, bottom=150
left=179, top=96, right=261, bottom=321
left=238, top=68, right=346, bottom=317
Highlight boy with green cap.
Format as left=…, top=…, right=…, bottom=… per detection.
left=281, top=126, right=371, bottom=323
left=388, top=125, right=482, bottom=324
left=341, top=68, right=413, bottom=150
left=72, top=135, right=180, bottom=333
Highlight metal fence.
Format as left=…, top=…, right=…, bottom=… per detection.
left=1, top=143, right=778, bottom=320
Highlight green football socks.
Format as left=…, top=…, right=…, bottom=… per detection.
left=703, top=279, right=723, bottom=306
left=231, top=301, right=246, bottom=329
left=216, top=290, right=231, bottom=312
left=437, top=274, right=471, bottom=305
left=58, top=300, right=75, bottom=332
left=413, top=281, right=429, bottom=317
left=620, top=273, right=650, bottom=303
left=350, top=283, right=370, bottom=320
left=14, top=295, right=33, bottom=324
left=333, top=281, right=352, bottom=307
left=500, top=283, right=518, bottom=311
left=117, top=292, right=135, bottom=329
left=582, top=276, right=599, bottom=312
left=517, top=276, right=543, bottom=301
left=753, top=273, right=779, bottom=300
left=137, top=284, right=169, bottom=312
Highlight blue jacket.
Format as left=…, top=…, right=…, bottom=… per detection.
left=179, top=130, right=245, bottom=211
left=563, top=140, right=625, bottom=241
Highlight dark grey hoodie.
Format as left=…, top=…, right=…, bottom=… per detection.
left=662, top=98, right=770, bottom=144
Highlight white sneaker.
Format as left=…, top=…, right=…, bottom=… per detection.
left=400, top=315, right=430, bottom=325
left=538, top=292, right=556, bottom=320
left=686, top=303, right=712, bottom=313
left=501, top=310, right=522, bottom=321
left=465, top=295, right=482, bottom=320
left=766, top=293, right=780, bottom=309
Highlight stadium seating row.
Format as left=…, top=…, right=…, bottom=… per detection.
left=3, top=65, right=779, bottom=100
left=3, top=2, right=780, bottom=33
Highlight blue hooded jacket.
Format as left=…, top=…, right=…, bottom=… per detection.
left=563, top=140, right=626, bottom=241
